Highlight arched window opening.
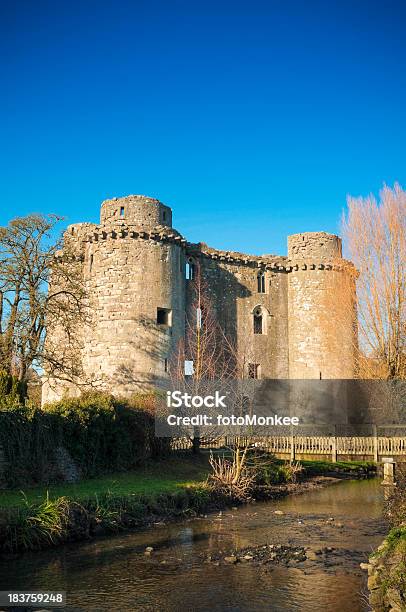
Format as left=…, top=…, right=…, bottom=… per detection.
left=257, top=271, right=266, bottom=293
left=253, top=306, right=263, bottom=334
left=253, top=305, right=268, bottom=335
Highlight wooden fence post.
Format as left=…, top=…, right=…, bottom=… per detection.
left=290, top=431, right=295, bottom=461
left=373, top=425, right=379, bottom=462
left=331, top=426, right=337, bottom=463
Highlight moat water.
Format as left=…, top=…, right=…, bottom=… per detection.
left=0, top=479, right=386, bottom=612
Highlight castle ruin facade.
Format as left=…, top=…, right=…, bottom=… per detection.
left=42, top=195, right=357, bottom=403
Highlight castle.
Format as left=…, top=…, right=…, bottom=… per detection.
left=42, top=195, right=357, bottom=403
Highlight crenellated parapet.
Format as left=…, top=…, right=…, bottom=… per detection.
left=186, top=241, right=355, bottom=275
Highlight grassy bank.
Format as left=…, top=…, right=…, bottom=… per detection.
left=368, top=526, right=406, bottom=611
left=298, top=459, right=376, bottom=476
left=0, top=455, right=210, bottom=509
left=0, top=456, right=375, bottom=510
left=0, top=456, right=376, bottom=555
left=367, top=468, right=406, bottom=610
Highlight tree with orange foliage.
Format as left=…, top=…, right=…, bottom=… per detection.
left=341, top=183, right=405, bottom=380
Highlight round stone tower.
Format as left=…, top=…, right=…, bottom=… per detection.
left=43, top=195, right=186, bottom=402
left=287, top=232, right=356, bottom=379
left=82, top=195, right=185, bottom=394
left=100, top=194, right=172, bottom=228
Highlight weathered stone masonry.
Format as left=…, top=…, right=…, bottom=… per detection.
left=42, top=195, right=357, bottom=403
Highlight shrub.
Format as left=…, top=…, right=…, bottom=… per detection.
left=0, top=369, right=27, bottom=408
left=44, top=392, right=170, bottom=477
left=0, top=391, right=172, bottom=487
left=0, top=405, right=56, bottom=486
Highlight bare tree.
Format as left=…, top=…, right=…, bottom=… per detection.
left=0, top=214, right=87, bottom=384
left=341, top=183, right=405, bottom=380
left=170, top=264, right=233, bottom=452
left=170, top=264, right=277, bottom=492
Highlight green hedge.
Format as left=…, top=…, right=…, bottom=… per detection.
left=0, top=392, right=171, bottom=487
left=0, top=370, right=27, bottom=406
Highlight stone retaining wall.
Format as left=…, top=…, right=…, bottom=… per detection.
left=366, top=538, right=406, bottom=611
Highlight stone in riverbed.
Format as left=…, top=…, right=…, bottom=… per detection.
left=224, top=556, right=238, bottom=564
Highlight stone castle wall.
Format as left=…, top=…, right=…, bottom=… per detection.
left=42, top=196, right=357, bottom=403
left=186, top=245, right=290, bottom=379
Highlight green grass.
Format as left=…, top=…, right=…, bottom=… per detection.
left=375, top=526, right=406, bottom=556
left=0, top=455, right=211, bottom=509
left=0, top=456, right=376, bottom=511
left=299, top=459, right=376, bottom=475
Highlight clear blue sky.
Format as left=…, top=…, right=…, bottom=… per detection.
left=1, top=0, right=405, bottom=255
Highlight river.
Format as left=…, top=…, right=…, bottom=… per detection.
left=0, top=478, right=387, bottom=612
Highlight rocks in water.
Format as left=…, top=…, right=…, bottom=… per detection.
left=204, top=543, right=307, bottom=566
left=144, top=546, right=154, bottom=555
left=274, top=510, right=284, bottom=515
left=224, top=556, right=238, bottom=564
left=314, top=546, right=334, bottom=555
left=306, top=549, right=318, bottom=561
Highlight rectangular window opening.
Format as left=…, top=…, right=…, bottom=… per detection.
left=248, top=363, right=261, bottom=379
left=257, top=273, right=266, bottom=293
left=164, top=358, right=168, bottom=373
left=120, top=206, right=125, bottom=217
left=184, top=360, right=194, bottom=376
left=157, top=307, right=172, bottom=326
left=186, top=262, right=195, bottom=280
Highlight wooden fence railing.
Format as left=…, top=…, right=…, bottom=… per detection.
left=171, top=435, right=406, bottom=462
